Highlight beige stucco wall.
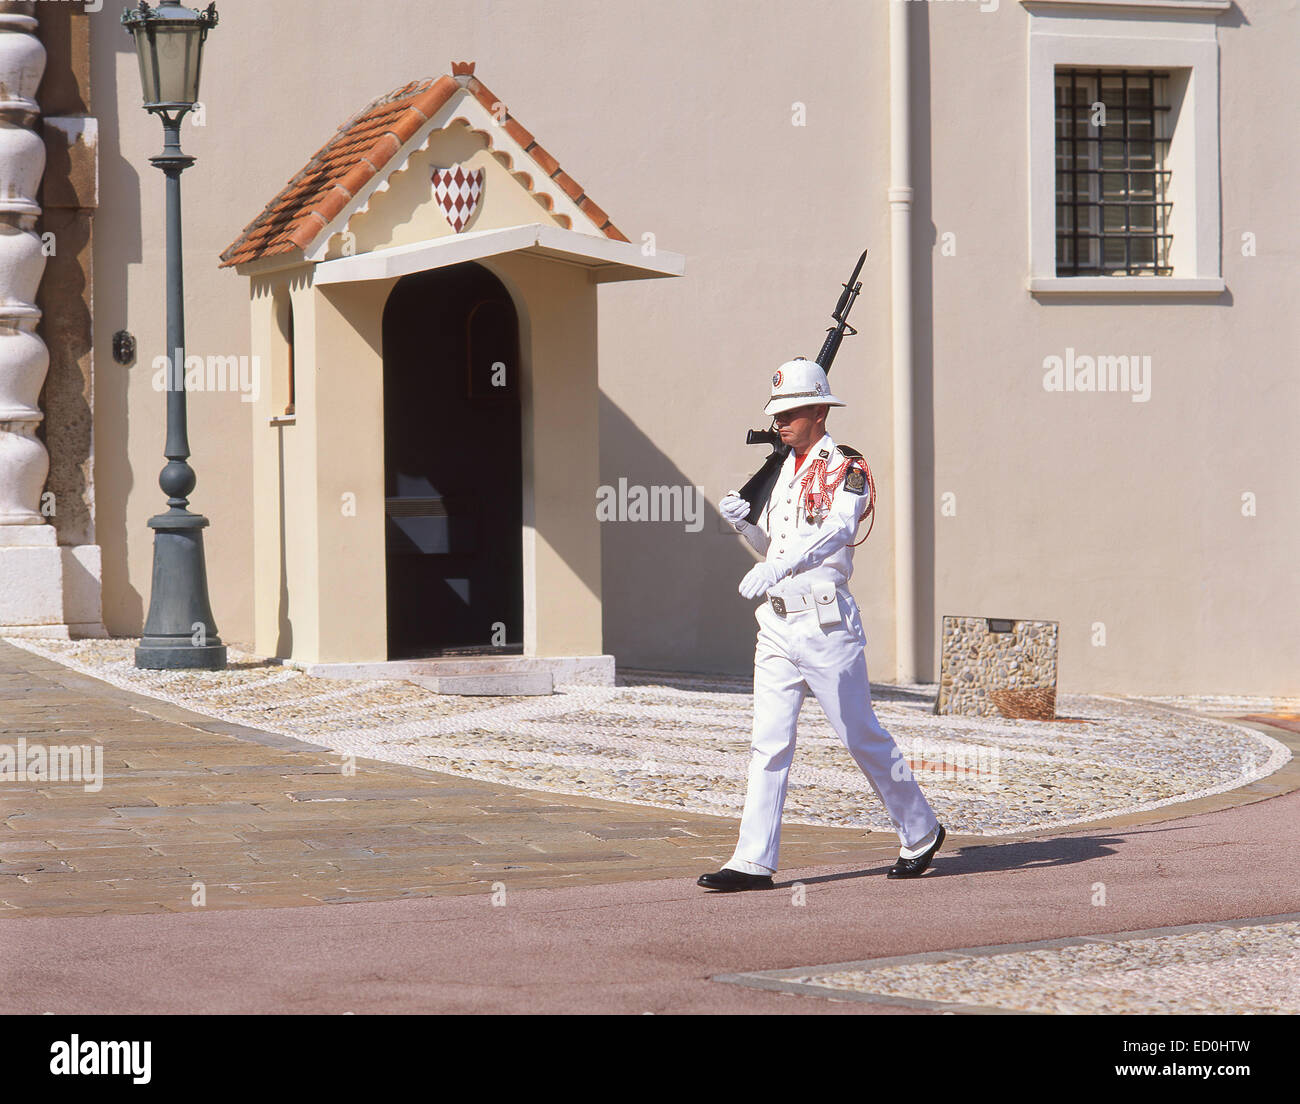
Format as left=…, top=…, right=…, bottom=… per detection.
left=919, top=1, right=1298, bottom=695
left=91, top=0, right=1298, bottom=693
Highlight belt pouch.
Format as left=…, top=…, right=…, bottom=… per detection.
left=813, top=582, right=841, bottom=626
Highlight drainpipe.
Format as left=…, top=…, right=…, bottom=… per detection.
left=888, top=0, right=915, bottom=684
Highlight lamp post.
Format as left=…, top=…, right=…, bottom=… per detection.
left=123, top=1, right=226, bottom=670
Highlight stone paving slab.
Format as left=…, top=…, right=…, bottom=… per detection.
left=0, top=642, right=880, bottom=917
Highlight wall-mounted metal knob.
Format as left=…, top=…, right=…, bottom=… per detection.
left=112, top=330, right=136, bottom=365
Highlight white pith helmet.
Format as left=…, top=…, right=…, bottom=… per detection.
left=764, top=357, right=845, bottom=416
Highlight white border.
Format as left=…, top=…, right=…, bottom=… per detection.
left=312, top=222, right=684, bottom=286
left=1026, top=11, right=1224, bottom=294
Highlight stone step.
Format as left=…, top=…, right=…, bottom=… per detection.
left=294, top=654, right=613, bottom=686
left=406, top=671, right=553, bottom=696
left=395, top=658, right=546, bottom=676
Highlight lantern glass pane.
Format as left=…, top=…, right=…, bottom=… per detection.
left=153, top=25, right=202, bottom=104
left=132, top=28, right=162, bottom=103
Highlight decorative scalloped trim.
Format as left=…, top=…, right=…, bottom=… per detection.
left=347, top=120, right=442, bottom=221
left=436, top=112, right=577, bottom=230
left=338, top=110, right=577, bottom=242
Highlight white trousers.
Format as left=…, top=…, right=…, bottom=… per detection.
left=729, top=593, right=939, bottom=873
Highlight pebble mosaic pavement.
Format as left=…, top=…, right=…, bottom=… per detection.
left=6, top=638, right=1290, bottom=838
left=720, top=916, right=1300, bottom=1014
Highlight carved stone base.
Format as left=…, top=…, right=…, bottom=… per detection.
left=0, top=523, right=65, bottom=632
left=0, top=526, right=105, bottom=637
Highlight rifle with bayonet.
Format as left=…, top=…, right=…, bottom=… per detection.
left=737, top=248, right=867, bottom=525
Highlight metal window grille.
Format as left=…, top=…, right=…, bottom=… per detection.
left=1055, top=68, right=1173, bottom=276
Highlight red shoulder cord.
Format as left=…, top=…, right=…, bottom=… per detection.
left=798, top=455, right=877, bottom=546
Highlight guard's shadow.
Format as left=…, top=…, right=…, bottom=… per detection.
left=779, top=829, right=1186, bottom=886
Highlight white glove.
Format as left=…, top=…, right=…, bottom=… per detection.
left=720, top=490, right=751, bottom=529
left=739, top=561, right=785, bottom=600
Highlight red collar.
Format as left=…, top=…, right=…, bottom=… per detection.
left=792, top=434, right=831, bottom=477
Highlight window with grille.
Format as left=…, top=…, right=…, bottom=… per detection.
left=1055, top=69, right=1172, bottom=277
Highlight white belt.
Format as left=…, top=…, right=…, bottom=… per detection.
left=769, top=583, right=842, bottom=625
left=769, top=592, right=813, bottom=615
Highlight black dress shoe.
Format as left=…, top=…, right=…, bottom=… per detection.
left=887, top=824, right=946, bottom=879
left=697, top=868, right=774, bottom=892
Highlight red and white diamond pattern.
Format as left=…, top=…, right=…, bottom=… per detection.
left=431, top=165, right=484, bottom=233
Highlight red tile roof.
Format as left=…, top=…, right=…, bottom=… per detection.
left=220, top=63, right=628, bottom=269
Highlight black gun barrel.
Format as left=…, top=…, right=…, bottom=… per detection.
left=815, top=324, right=848, bottom=370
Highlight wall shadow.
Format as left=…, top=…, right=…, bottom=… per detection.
left=599, top=390, right=770, bottom=677
left=1031, top=290, right=1234, bottom=308
left=84, top=19, right=145, bottom=633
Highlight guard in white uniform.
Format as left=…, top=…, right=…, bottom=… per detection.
left=698, top=359, right=945, bottom=892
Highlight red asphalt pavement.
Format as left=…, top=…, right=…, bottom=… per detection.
left=3, top=787, right=1297, bottom=1014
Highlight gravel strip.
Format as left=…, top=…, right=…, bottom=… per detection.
left=792, top=920, right=1300, bottom=1014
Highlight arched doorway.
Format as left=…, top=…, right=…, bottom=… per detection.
left=382, top=263, right=523, bottom=657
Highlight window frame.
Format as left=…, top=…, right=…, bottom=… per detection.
left=1024, top=1, right=1227, bottom=295
left=1055, top=67, right=1174, bottom=277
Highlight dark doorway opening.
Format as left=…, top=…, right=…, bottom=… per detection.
left=382, top=262, right=523, bottom=658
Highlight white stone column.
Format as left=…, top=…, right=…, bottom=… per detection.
left=0, top=4, right=66, bottom=636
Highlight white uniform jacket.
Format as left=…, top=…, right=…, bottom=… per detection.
left=734, top=432, right=870, bottom=603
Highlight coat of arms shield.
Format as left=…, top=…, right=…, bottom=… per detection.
left=431, top=165, right=485, bottom=233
